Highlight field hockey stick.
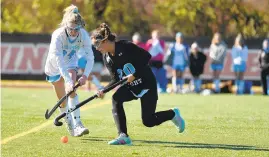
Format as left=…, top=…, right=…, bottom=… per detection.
left=54, top=78, right=128, bottom=126
left=44, top=83, right=80, bottom=119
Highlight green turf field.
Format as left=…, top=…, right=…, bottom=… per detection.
left=1, top=87, right=269, bottom=157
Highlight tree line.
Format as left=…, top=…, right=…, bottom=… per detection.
left=1, top=0, right=269, bottom=38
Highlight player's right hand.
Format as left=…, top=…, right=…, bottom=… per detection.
left=65, top=82, right=74, bottom=93
left=96, top=90, right=105, bottom=99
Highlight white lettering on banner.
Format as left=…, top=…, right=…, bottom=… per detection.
left=1, top=43, right=49, bottom=74
left=0, top=42, right=261, bottom=80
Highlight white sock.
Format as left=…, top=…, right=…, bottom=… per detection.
left=59, top=105, right=67, bottom=113
left=59, top=105, right=72, bottom=126
left=172, top=76, right=177, bottom=92
left=68, top=95, right=81, bottom=127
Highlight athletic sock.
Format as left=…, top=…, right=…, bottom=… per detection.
left=177, top=78, right=184, bottom=90
left=194, top=79, right=201, bottom=93
left=112, top=108, right=128, bottom=136
left=59, top=104, right=73, bottom=129
left=172, top=76, right=177, bottom=92
left=68, top=95, right=81, bottom=127
left=214, top=79, right=220, bottom=93
left=238, top=80, right=244, bottom=94
left=59, top=105, right=70, bottom=120
left=59, top=105, right=67, bottom=113
left=235, top=79, right=239, bottom=94
left=154, top=110, right=175, bottom=125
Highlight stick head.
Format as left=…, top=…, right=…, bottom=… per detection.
left=54, top=120, right=63, bottom=126
left=54, top=112, right=66, bottom=126
left=45, top=109, right=50, bottom=119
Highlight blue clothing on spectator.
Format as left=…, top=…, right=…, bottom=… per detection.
left=231, top=45, right=248, bottom=72
left=165, top=42, right=189, bottom=72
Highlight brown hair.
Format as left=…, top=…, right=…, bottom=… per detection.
left=92, top=23, right=116, bottom=41
left=211, top=32, right=222, bottom=44
left=234, top=34, right=245, bottom=46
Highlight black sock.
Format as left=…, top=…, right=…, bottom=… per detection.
left=154, top=109, right=175, bottom=125
left=112, top=99, right=128, bottom=136
left=142, top=110, right=175, bottom=127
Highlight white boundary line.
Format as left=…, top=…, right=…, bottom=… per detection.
left=1, top=100, right=110, bottom=145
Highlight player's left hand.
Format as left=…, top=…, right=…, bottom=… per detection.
left=78, top=75, right=87, bottom=85
left=124, top=74, right=135, bottom=83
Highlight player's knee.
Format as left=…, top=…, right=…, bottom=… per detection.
left=112, top=95, right=119, bottom=107
left=142, top=117, right=155, bottom=127
left=112, top=93, right=121, bottom=103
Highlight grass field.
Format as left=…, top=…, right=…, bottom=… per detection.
left=1, top=86, right=269, bottom=157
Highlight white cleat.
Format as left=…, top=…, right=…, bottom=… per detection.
left=73, top=121, right=89, bottom=137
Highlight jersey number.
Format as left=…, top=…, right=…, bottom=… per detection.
left=63, top=50, right=76, bottom=59
left=117, top=63, right=136, bottom=79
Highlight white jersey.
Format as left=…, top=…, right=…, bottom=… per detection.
left=45, top=27, right=94, bottom=84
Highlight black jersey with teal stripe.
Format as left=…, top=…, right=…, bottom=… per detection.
left=103, top=40, right=157, bottom=98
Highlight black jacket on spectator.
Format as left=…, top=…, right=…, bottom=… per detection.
left=258, top=49, right=269, bottom=95
left=189, top=51, right=207, bottom=77
left=259, top=49, right=269, bottom=70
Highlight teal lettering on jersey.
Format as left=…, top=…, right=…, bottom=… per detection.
left=117, top=63, right=136, bottom=79
left=63, top=50, right=76, bottom=59
left=67, top=50, right=76, bottom=59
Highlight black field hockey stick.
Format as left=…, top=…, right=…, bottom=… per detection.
left=44, top=83, right=80, bottom=119
left=54, top=78, right=128, bottom=126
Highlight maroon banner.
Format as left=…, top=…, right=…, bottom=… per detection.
left=1, top=42, right=261, bottom=80
left=1, top=43, right=48, bottom=74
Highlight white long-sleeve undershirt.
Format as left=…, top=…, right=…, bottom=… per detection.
left=45, top=28, right=94, bottom=84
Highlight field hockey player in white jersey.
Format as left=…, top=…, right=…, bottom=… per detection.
left=44, top=5, right=94, bottom=137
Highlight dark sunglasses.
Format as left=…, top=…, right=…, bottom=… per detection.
left=92, top=34, right=107, bottom=49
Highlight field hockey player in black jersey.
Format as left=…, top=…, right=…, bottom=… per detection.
left=92, top=23, right=185, bottom=145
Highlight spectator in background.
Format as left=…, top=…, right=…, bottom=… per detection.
left=209, top=32, right=227, bottom=93
left=258, top=39, right=269, bottom=95
left=189, top=42, right=207, bottom=93
left=165, top=32, right=189, bottom=93
left=132, top=32, right=146, bottom=49
left=231, top=34, right=248, bottom=95
left=145, top=30, right=168, bottom=93
left=77, top=45, right=104, bottom=92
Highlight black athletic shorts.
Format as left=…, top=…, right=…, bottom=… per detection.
left=113, top=83, right=158, bottom=105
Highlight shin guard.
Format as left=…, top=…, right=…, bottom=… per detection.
left=68, top=95, right=81, bottom=127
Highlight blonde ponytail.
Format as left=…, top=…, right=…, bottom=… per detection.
left=59, top=5, right=85, bottom=28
